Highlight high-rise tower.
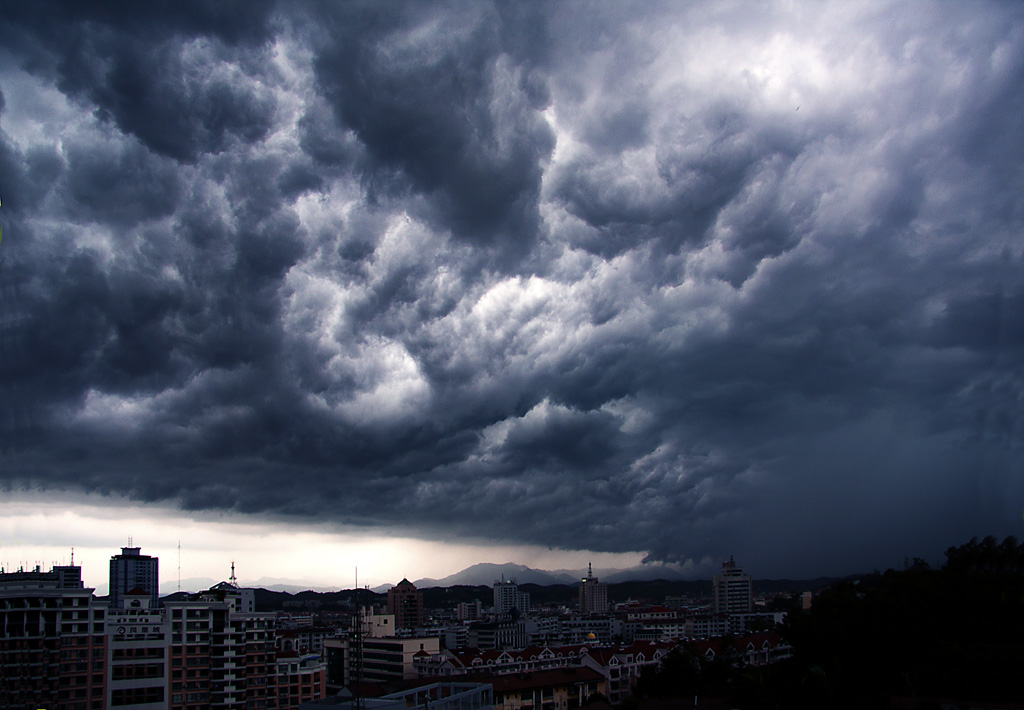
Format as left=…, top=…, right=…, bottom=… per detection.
left=712, top=556, right=752, bottom=614
left=109, top=543, right=159, bottom=609
left=386, top=578, right=424, bottom=629
left=578, top=562, right=608, bottom=614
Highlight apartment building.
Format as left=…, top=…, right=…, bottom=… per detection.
left=0, top=564, right=107, bottom=710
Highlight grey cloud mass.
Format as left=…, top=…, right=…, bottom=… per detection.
left=1, top=1, right=1022, bottom=577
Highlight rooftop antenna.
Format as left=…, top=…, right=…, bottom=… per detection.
left=128, top=535, right=133, bottom=547
left=229, top=561, right=237, bottom=586
left=354, top=566, right=364, bottom=710
left=70, top=548, right=74, bottom=566
left=177, top=541, right=181, bottom=593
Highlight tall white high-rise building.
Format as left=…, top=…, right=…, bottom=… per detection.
left=578, top=563, right=608, bottom=614
left=712, top=556, right=753, bottom=614
left=110, top=544, right=159, bottom=609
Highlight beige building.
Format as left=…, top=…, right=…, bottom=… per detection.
left=325, top=635, right=440, bottom=688
left=712, top=556, right=753, bottom=614
left=386, top=579, right=424, bottom=629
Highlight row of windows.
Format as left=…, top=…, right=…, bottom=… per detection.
left=112, top=646, right=164, bottom=660
left=112, top=662, right=165, bottom=680
left=111, top=686, right=164, bottom=706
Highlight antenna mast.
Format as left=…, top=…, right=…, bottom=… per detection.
left=230, top=561, right=237, bottom=586
left=177, top=541, right=181, bottom=592
left=355, top=566, right=364, bottom=710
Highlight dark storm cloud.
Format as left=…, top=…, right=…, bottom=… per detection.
left=0, top=0, right=279, bottom=163
left=2, top=1, right=1023, bottom=577
left=308, top=3, right=554, bottom=255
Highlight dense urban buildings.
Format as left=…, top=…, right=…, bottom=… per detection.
left=1, top=547, right=796, bottom=709
left=0, top=554, right=327, bottom=710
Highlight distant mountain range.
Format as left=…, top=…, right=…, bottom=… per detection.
left=158, top=577, right=336, bottom=595
left=141, top=562, right=699, bottom=596
left=148, top=562, right=835, bottom=597
left=413, top=563, right=578, bottom=588
left=413, top=562, right=698, bottom=588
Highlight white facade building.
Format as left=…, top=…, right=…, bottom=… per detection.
left=493, top=579, right=530, bottom=619
left=712, top=556, right=753, bottom=615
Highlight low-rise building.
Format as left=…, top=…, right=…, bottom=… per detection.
left=579, top=641, right=673, bottom=704
left=324, top=635, right=440, bottom=689
left=486, top=666, right=606, bottom=710
left=276, top=651, right=327, bottom=710
left=684, top=614, right=730, bottom=639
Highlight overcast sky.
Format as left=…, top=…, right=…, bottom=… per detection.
left=1, top=1, right=1022, bottom=589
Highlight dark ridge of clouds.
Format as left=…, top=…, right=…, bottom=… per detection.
left=84, top=40, right=278, bottom=163
left=0, top=0, right=280, bottom=163
left=308, top=3, right=555, bottom=257
left=1, top=2, right=1023, bottom=577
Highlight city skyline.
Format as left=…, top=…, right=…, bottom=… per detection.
left=2, top=2, right=1022, bottom=584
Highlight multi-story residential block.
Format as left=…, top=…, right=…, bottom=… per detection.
left=628, top=619, right=687, bottom=642
left=106, top=588, right=171, bottom=708
left=624, top=605, right=677, bottom=622
left=164, top=597, right=277, bottom=709
left=525, top=616, right=561, bottom=647
left=0, top=564, right=108, bottom=710
left=684, top=614, right=730, bottom=639
left=440, top=623, right=469, bottom=650
left=467, top=619, right=528, bottom=650
left=579, top=642, right=674, bottom=705
left=577, top=564, right=608, bottom=615
left=354, top=608, right=396, bottom=638
left=493, top=580, right=530, bottom=619
left=456, top=600, right=482, bottom=622
left=726, top=611, right=782, bottom=635
left=204, top=581, right=255, bottom=613
left=560, top=617, right=622, bottom=645
left=274, top=651, right=325, bottom=710
left=109, top=545, right=160, bottom=611
left=277, top=625, right=338, bottom=656
left=712, top=556, right=753, bottom=615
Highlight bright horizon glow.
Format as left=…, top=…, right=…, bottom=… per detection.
left=0, top=494, right=648, bottom=595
